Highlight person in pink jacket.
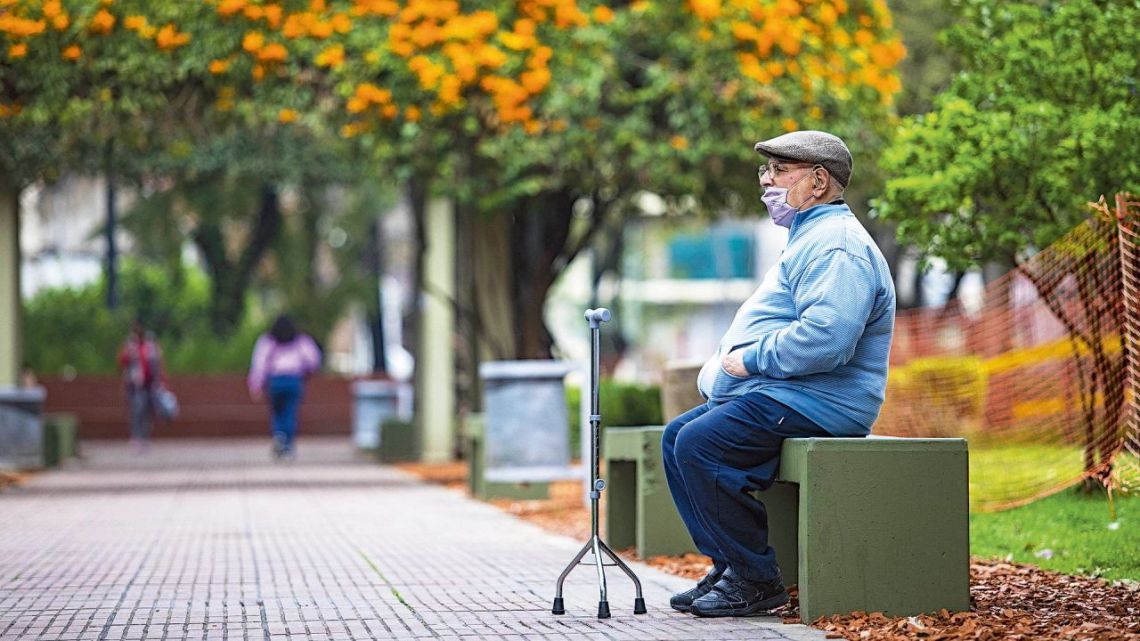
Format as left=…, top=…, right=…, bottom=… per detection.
left=248, top=315, right=322, bottom=460
left=117, top=319, right=166, bottom=453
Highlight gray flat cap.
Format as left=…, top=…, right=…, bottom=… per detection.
left=754, top=130, right=853, bottom=188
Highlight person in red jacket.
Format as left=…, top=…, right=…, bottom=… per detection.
left=117, top=319, right=165, bottom=453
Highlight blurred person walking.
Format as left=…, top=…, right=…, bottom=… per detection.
left=248, top=315, right=322, bottom=460
left=117, top=319, right=166, bottom=453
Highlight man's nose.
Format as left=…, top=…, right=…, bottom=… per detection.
left=759, top=172, right=773, bottom=188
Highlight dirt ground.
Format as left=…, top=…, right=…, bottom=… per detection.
left=398, top=463, right=1140, bottom=641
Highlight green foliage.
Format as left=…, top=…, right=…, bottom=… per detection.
left=891, top=0, right=960, bottom=116
left=600, top=379, right=664, bottom=428
left=22, top=285, right=124, bottom=375
left=971, top=487, right=1138, bottom=582
left=875, top=0, right=1140, bottom=271
left=23, top=261, right=267, bottom=376
left=1, top=1, right=217, bottom=185
left=163, top=322, right=265, bottom=375
left=479, top=2, right=903, bottom=219
left=268, top=178, right=396, bottom=342
left=566, top=379, right=663, bottom=454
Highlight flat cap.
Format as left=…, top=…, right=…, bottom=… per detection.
left=754, top=130, right=853, bottom=188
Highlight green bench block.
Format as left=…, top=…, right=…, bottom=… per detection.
left=466, top=414, right=484, bottom=497
left=603, top=427, right=970, bottom=620
left=51, top=413, right=79, bottom=459
left=464, top=414, right=550, bottom=500
left=602, top=426, right=695, bottom=556
left=482, top=480, right=550, bottom=500
left=377, top=418, right=419, bottom=463
left=40, top=420, right=60, bottom=469
left=40, top=413, right=79, bottom=468
left=769, top=437, right=970, bottom=621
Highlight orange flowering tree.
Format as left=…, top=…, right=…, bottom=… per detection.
left=283, top=0, right=907, bottom=359
left=2, top=0, right=905, bottom=350
left=446, top=0, right=907, bottom=358
left=1, top=0, right=599, bottom=333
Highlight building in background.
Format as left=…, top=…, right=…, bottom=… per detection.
left=546, top=206, right=786, bottom=385
left=20, top=176, right=126, bottom=298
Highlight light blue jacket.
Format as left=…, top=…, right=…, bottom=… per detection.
left=695, top=202, right=895, bottom=436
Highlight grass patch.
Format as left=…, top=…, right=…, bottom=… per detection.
left=969, top=442, right=1138, bottom=510
left=971, top=488, right=1138, bottom=581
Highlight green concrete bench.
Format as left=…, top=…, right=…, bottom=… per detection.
left=41, top=413, right=79, bottom=468
left=464, top=413, right=550, bottom=500
left=375, top=418, right=419, bottom=463
left=602, top=426, right=970, bottom=621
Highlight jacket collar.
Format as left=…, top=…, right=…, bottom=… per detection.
left=788, top=200, right=851, bottom=238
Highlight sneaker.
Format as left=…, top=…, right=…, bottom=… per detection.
left=669, top=564, right=726, bottom=612
left=689, top=568, right=788, bottom=617
left=271, top=434, right=288, bottom=460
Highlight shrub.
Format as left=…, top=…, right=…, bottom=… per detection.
left=880, top=355, right=987, bottom=437
left=566, top=379, right=663, bottom=454
left=23, top=262, right=268, bottom=376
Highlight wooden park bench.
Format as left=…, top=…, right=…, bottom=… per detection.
left=602, top=425, right=970, bottom=621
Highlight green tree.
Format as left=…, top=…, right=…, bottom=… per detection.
left=2, top=1, right=388, bottom=335
left=875, top=0, right=1140, bottom=269
left=22, top=261, right=264, bottom=376
left=874, top=0, right=1140, bottom=484
left=462, top=0, right=908, bottom=360
left=5, top=0, right=908, bottom=369
left=264, top=177, right=397, bottom=344
left=890, top=0, right=958, bottom=117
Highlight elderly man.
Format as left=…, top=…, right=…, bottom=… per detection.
left=662, top=130, right=896, bottom=617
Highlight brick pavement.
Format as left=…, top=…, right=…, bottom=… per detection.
left=0, top=438, right=826, bottom=641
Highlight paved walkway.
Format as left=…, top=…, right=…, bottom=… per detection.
left=0, top=438, right=825, bottom=641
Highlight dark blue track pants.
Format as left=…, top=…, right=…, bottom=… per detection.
left=268, top=374, right=304, bottom=451
left=662, top=392, right=831, bottom=583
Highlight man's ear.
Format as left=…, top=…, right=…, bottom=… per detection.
left=813, top=167, right=828, bottom=194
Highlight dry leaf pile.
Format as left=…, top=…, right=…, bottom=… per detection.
left=811, top=561, right=1140, bottom=641
left=404, top=463, right=1140, bottom=640
left=0, top=470, right=26, bottom=491
left=395, top=460, right=467, bottom=490
left=486, top=479, right=593, bottom=542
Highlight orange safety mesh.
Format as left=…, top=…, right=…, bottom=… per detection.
left=874, top=193, right=1140, bottom=512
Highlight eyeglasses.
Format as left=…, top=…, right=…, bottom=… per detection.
left=758, top=162, right=816, bottom=181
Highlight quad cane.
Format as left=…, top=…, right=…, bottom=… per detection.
left=552, top=307, right=647, bottom=619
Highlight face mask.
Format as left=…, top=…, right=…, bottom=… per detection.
left=761, top=172, right=814, bottom=228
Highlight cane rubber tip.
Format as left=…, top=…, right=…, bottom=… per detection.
left=597, top=600, right=610, bottom=619
left=551, top=597, right=565, bottom=615
left=633, top=597, right=647, bottom=615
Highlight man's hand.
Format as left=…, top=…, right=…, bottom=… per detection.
left=721, top=349, right=750, bottom=377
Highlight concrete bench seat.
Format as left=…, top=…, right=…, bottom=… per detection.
left=41, top=412, right=80, bottom=467
left=602, top=426, right=969, bottom=621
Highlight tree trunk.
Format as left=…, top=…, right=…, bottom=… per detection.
left=510, top=190, right=577, bottom=359
left=104, top=142, right=119, bottom=311
left=469, top=189, right=615, bottom=362
left=366, top=218, right=387, bottom=375
left=193, top=182, right=282, bottom=335
left=288, top=181, right=327, bottom=339
left=982, top=258, right=1016, bottom=356
left=470, top=208, right=517, bottom=361
left=590, top=210, right=630, bottom=374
